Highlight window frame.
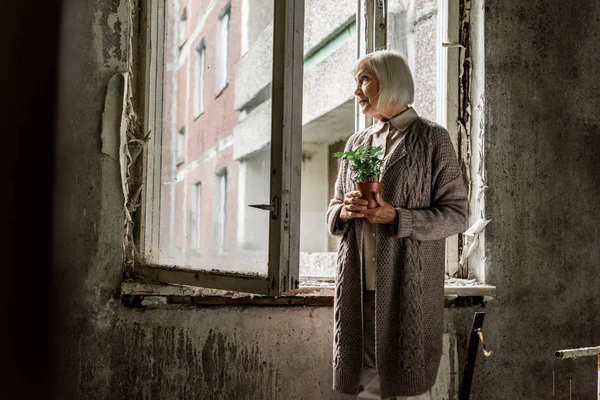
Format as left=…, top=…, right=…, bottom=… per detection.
left=134, top=0, right=477, bottom=298
left=441, top=0, right=463, bottom=279
left=135, top=0, right=304, bottom=296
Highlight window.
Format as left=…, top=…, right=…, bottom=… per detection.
left=176, top=127, right=185, bottom=166
left=194, top=42, right=205, bottom=117
left=214, top=170, right=227, bottom=255
left=137, top=0, right=302, bottom=295
left=136, top=0, right=480, bottom=296
left=215, top=4, right=230, bottom=93
left=178, top=8, right=187, bottom=48
left=190, top=182, right=202, bottom=252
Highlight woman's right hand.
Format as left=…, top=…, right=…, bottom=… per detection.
left=339, top=191, right=368, bottom=222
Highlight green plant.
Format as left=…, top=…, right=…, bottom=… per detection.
left=333, top=145, right=384, bottom=183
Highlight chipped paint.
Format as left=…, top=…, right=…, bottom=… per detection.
left=458, top=0, right=487, bottom=280
left=91, top=1, right=130, bottom=82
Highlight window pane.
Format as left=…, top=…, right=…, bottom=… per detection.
left=214, top=170, right=227, bottom=254
left=299, top=1, right=357, bottom=282
left=179, top=8, right=187, bottom=47
left=216, top=9, right=230, bottom=92
left=189, top=182, right=201, bottom=251
left=387, top=0, right=446, bottom=124
left=194, top=43, right=205, bottom=117
left=176, top=128, right=185, bottom=165
left=152, top=0, right=275, bottom=275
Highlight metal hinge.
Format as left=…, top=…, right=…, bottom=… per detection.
left=248, top=196, right=279, bottom=220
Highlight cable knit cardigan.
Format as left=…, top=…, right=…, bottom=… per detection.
left=326, top=117, right=468, bottom=398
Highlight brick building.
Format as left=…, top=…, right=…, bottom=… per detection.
left=162, top=0, right=443, bottom=278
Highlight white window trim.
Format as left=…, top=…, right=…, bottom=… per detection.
left=137, top=0, right=304, bottom=296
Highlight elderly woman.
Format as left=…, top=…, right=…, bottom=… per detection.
left=327, top=50, right=468, bottom=400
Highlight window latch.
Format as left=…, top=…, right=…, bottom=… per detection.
left=248, top=196, right=279, bottom=220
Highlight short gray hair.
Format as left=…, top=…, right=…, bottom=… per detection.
left=354, top=50, right=415, bottom=108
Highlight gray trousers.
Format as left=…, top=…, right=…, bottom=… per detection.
left=358, top=291, right=433, bottom=400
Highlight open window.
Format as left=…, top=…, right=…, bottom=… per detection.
left=135, top=0, right=304, bottom=296
left=132, top=0, right=482, bottom=298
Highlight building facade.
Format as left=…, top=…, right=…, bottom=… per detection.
left=162, top=0, right=442, bottom=279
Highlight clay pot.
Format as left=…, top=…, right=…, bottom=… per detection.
left=355, top=181, right=383, bottom=209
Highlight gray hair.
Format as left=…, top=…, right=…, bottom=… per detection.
left=353, top=50, right=415, bottom=108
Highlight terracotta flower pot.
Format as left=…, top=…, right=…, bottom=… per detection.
left=355, top=181, right=383, bottom=209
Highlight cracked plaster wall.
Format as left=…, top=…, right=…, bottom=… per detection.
left=475, top=0, right=600, bottom=398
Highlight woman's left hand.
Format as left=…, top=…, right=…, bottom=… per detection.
left=362, top=192, right=399, bottom=224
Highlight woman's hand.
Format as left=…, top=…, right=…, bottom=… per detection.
left=362, top=192, right=399, bottom=224
left=339, top=191, right=368, bottom=222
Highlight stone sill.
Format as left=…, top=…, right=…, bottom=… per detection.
left=121, top=279, right=495, bottom=309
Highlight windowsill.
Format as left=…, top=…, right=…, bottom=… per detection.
left=121, top=278, right=495, bottom=308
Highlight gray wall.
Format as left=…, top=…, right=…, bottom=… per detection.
left=43, top=0, right=600, bottom=399
left=479, top=0, right=600, bottom=398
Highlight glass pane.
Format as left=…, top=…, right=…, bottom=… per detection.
left=152, top=0, right=275, bottom=276
left=299, top=0, right=357, bottom=283
left=387, top=0, right=446, bottom=124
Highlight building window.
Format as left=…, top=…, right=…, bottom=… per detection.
left=190, top=182, right=202, bottom=252
left=214, top=170, right=227, bottom=255
left=178, top=8, right=187, bottom=48
left=137, top=0, right=481, bottom=295
left=215, top=4, right=230, bottom=93
left=194, top=41, right=206, bottom=118
left=176, top=127, right=185, bottom=166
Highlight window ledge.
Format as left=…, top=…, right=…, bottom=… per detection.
left=121, top=279, right=495, bottom=308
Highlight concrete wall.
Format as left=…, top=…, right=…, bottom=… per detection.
left=388, top=0, right=440, bottom=122
left=300, top=143, right=330, bottom=253
left=476, top=0, right=600, bottom=398
left=35, top=0, right=600, bottom=400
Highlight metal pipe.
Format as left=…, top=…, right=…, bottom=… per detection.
left=554, top=346, right=600, bottom=400
left=554, top=346, right=600, bottom=360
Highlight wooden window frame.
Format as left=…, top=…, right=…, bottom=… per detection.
left=134, top=0, right=304, bottom=297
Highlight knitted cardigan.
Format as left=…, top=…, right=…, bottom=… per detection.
left=326, top=117, right=468, bottom=398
